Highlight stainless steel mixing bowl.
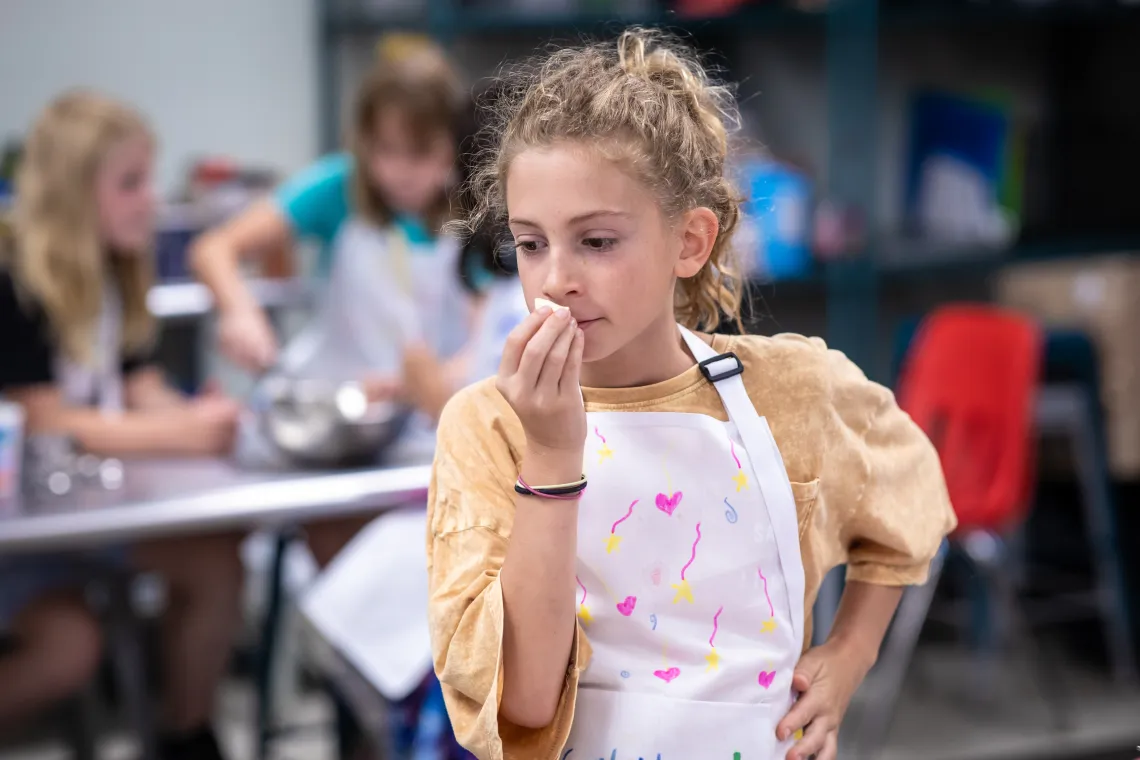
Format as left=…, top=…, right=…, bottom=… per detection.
left=256, top=376, right=409, bottom=468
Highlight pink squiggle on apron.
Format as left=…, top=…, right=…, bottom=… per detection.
left=593, top=426, right=606, bottom=444
left=680, top=522, right=702, bottom=581
left=610, top=499, right=638, bottom=534
left=576, top=575, right=587, bottom=606
left=730, top=440, right=742, bottom=469
left=709, top=605, right=723, bottom=647
left=757, top=566, right=774, bottom=617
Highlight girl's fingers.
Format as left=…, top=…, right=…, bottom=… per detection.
left=787, top=720, right=827, bottom=760
left=778, top=690, right=822, bottom=743
left=536, top=317, right=577, bottom=390
left=559, top=328, right=585, bottom=394
left=516, top=308, right=572, bottom=386
left=498, top=307, right=553, bottom=377
left=818, top=733, right=839, bottom=760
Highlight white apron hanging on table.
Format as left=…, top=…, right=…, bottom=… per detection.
left=563, top=326, right=805, bottom=760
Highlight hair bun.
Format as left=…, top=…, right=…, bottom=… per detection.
left=616, top=28, right=731, bottom=155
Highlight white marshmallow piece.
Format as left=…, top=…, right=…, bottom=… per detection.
left=534, top=297, right=569, bottom=313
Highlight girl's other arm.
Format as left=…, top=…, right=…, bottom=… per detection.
left=8, top=383, right=237, bottom=458
left=124, top=366, right=187, bottom=411
left=497, top=444, right=581, bottom=728
left=190, top=200, right=292, bottom=370
left=190, top=199, right=293, bottom=315
left=493, top=309, right=585, bottom=728
left=428, top=378, right=584, bottom=754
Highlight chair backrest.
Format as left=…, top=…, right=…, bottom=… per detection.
left=896, top=304, right=1043, bottom=532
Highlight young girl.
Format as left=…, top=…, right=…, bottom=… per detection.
left=426, top=30, right=956, bottom=760
left=0, top=91, right=244, bottom=760
left=192, top=35, right=483, bottom=564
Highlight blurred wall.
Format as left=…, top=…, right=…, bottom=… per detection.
left=0, top=0, right=320, bottom=194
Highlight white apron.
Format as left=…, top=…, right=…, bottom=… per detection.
left=278, top=218, right=463, bottom=384
left=57, top=282, right=124, bottom=412
left=564, top=326, right=804, bottom=759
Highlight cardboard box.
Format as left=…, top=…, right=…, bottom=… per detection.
left=997, top=254, right=1140, bottom=478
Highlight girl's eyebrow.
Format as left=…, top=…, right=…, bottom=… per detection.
left=509, top=210, right=631, bottom=228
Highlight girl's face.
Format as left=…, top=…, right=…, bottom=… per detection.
left=364, top=109, right=455, bottom=216
left=95, top=134, right=156, bottom=254
left=507, top=142, right=714, bottom=372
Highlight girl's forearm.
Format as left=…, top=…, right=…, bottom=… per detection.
left=124, top=368, right=187, bottom=411
left=825, top=580, right=903, bottom=673
left=32, top=407, right=190, bottom=457
left=190, top=231, right=259, bottom=315
left=498, top=444, right=582, bottom=729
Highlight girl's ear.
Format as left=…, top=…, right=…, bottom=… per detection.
left=674, top=206, right=719, bottom=279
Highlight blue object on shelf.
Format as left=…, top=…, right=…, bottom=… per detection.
left=904, top=91, right=1010, bottom=231
left=739, top=157, right=813, bottom=281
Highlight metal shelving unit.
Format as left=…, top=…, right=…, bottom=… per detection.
left=316, top=0, right=826, bottom=154
left=315, top=0, right=1140, bottom=376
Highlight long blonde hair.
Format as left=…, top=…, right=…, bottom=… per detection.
left=461, top=28, right=745, bottom=331
left=7, top=91, right=156, bottom=365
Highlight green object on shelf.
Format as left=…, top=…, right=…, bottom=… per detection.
left=970, top=88, right=1025, bottom=221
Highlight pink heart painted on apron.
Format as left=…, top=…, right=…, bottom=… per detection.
left=653, top=667, right=681, bottom=683
left=757, top=670, right=776, bottom=689
left=616, top=596, right=637, bottom=616
left=655, top=491, right=683, bottom=516
left=649, top=566, right=662, bottom=586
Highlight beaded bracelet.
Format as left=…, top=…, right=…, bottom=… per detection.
left=514, top=474, right=588, bottom=500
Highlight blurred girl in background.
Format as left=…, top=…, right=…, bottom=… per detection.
left=192, top=35, right=485, bottom=567
left=0, top=92, right=244, bottom=760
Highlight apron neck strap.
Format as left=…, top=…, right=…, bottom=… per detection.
left=677, top=324, right=715, bottom=360
left=676, top=323, right=806, bottom=644
left=677, top=325, right=745, bottom=383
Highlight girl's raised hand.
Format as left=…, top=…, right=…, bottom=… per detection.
left=496, top=306, right=585, bottom=455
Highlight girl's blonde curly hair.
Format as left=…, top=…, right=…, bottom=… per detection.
left=459, top=27, right=745, bottom=331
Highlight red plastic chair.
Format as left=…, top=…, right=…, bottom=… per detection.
left=896, top=304, right=1043, bottom=532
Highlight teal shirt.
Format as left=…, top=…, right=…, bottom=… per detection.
left=274, top=152, right=491, bottom=287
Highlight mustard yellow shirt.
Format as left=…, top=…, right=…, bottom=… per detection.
left=427, top=332, right=956, bottom=760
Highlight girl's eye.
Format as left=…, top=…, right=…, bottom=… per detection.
left=583, top=237, right=617, bottom=252
left=514, top=239, right=546, bottom=255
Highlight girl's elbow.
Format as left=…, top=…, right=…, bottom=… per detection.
left=500, top=688, right=560, bottom=729
left=188, top=231, right=222, bottom=274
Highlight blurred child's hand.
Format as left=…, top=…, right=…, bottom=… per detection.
left=218, top=304, right=278, bottom=372
left=361, top=374, right=403, bottom=403
left=777, top=639, right=872, bottom=760
left=184, top=395, right=242, bottom=456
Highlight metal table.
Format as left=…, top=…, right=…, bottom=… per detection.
left=0, top=458, right=431, bottom=555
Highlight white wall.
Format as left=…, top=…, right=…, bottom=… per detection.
left=0, top=0, right=320, bottom=194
